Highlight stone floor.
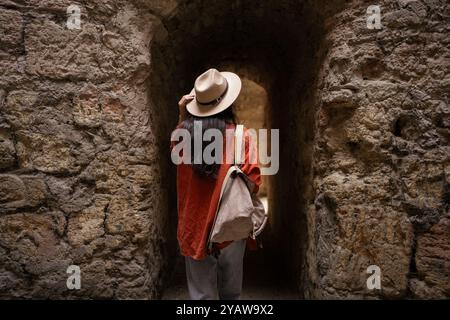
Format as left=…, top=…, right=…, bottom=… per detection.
left=162, top=248, right=301, bottom=300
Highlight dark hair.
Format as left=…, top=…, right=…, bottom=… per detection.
left=180, top=106, right=235, bottom=179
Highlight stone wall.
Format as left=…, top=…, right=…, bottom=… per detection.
left=307, top=0, right=449, bottom=298
left=0, top=0, right=171, bottom=299
left=0, top=0, right=448, bottom=299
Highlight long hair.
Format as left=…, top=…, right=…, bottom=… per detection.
left=180, top=106, right=235, bottom=179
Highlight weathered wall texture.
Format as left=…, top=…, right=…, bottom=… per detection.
left=0, top=0, right=448, bottom=299
left=0, top=0, right=172, bottom=298
left=308, top=0, right=449, bottom=298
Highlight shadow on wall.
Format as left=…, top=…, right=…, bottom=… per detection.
left=147, top=0, right=344, bottom=298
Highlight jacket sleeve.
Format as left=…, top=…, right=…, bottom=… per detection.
left=240, top=128, right=262, bottom=194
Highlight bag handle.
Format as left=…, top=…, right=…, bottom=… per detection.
left=234, top=124, right=244, bottom=165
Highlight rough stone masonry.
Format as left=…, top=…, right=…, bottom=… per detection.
left=0, top=0, right=449, bottom=299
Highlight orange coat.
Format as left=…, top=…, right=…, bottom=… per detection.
left=170, top=122, right=262, bottom=260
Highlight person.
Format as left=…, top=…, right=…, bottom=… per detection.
left=170, top=68, right=261, bottom=300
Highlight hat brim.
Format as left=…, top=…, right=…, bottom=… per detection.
left=186, top=71, right=242, bottom=117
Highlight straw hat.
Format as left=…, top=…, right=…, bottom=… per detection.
left=186, top=68, right=242, bottom=117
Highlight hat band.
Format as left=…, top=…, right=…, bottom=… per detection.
left=197, top=82, right=229, bottom=106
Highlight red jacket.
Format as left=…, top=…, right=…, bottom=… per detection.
left=170, top=122, right=262, bottom=260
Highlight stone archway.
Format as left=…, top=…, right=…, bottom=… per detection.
left=1, top=0, right=448, bottom=300
left=148, top=0, right=338, bottom=298
left=0, top=0, right=447, bottom=300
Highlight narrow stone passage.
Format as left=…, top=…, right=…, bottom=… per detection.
left=161, top=76, right=301, bottom=299
left=0, top=0, right=448, bottom=300
left=149, top=1, right=328, bottom=298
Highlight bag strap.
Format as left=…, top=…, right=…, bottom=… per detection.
left=207, top=124, right=243, bottom=251
left=207, top=124, right=245, bottom=251
left=234, top=124, right=244, bottom=165
left=233, top=124, right=257, bottom=192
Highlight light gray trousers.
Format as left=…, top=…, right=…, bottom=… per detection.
left=185, top=239, right=246, bottom=300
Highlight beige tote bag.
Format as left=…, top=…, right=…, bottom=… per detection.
left=207, top=125, right=268, bottom=250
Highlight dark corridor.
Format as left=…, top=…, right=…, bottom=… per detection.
left=148, top=0, right=329, bottom=299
